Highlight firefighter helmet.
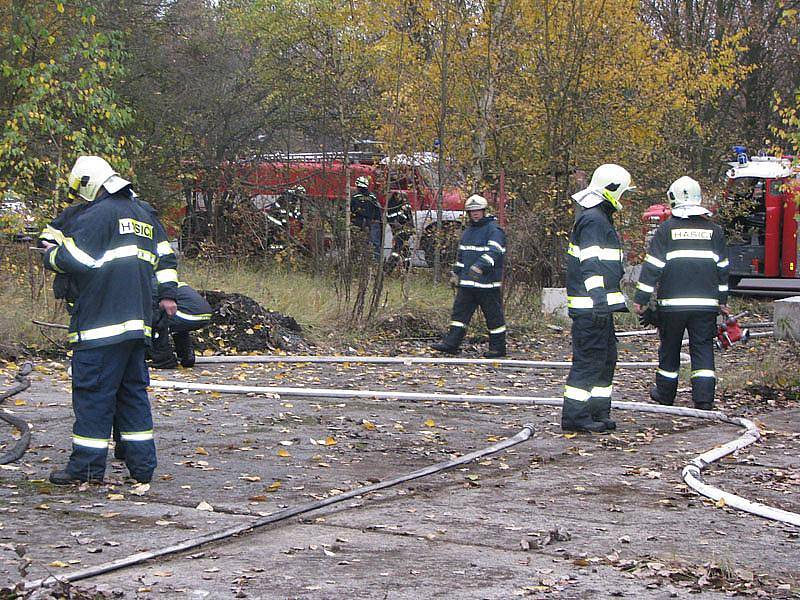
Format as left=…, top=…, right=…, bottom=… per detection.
left=572, top=164, right=634, bottom=211
left=464, top=194, right=488, bottom=212
left=668, top=176, right=710, bottom=218
left=68, top=156, right=130, bottom=202
left=292, top=185, right=306, bottom=195
left=355, top=176, right=370, bottom=188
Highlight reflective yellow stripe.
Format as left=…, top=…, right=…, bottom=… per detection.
left=665, top=250, right=719, bottom=262
left=481, top=254, right=495, bottom=266
left=579, top=246, right=622, bottom=262
left=95, top=245, right=157, bottom=268
left=636, top=281, right=655, bottom=293
left=607, top=292, right=625, bottom=305
left=591, top=385, right=612, bottom=398
left=450, top=321, right=465, bottom=328
left=658, top=369, right=678, bottom=379
left=489, top=325, right=507, bottom=334
left=157, top=241, right=174, bottom=256
left=156, top=268, right=179, bottom=284
left=564, top=385, right=591, bottom=401
left=41, top=225, right=66, bottom=244
left=63, top=237, right=96, bottom=267
left=459, top=244, right=490, bottom=251
left=585, top=275, right=604, bottom=290
left=68, top=320, right=151, bottom=343
left=717, top=259, right=729, bottom=268
left=488, top=240, right=506, bottom=253
left=645, top=254, right=666, bottom=268
left=567, top=296, right=593, bottom=308
left=458, top=280, right=502, bottom=288
left=175, top=311, right=212, bottom=322
left=567, top=243, right=579, bottom=257
left=120, top=430, right=154, bottom=441
left=718, top=284, right=728, bottom=292
left=691, top=369, right=715, bottom=379
left=49, top=247, right=65, bottom=273
left=659, top=298, right=719, bottom=307
left=73, top=435, right=109, bottom=449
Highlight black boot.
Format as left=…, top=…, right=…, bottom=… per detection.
left=649, top=385, right=674, bottom=406
left=49, top=469, right=104, bottom=485
left=588, top=397, right=616, bottom=430
left=562, top=398, right=611, bottom=433
left=431, top=341, right=461, bottom=355
left=173, top=331, right=195, bottom=368
left=484, top=347, right=506, bottom=358
left=485, top=331, right=506, bottom=358
left=149, top=328, right=178, bottom=369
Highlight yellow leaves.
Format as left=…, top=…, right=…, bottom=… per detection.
left=56, top=2, right=64, bottom=13
left=266, top=481, right=282, bottom=492
left=715, top=497, right=727, bottom=509
left=423, top=418, right=436, bottom=428
left=324, top=436, right=337, bottom=446
left=362, top=420, right=376, bottom=430
left=196, top=500, right=214, bottom=511
left=277, top=447, right=291, bottom=457
left=195, top=447, right=209, bottom=456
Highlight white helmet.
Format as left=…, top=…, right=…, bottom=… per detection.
left=68, top=156, right=130, bottom=202
left=667, top=176, right=710, bottom=218
left=571, top=164, right=634, bottom=211
left=355, top=176, right=370, bottom=188
left=464, top=194, right=488, bottom=211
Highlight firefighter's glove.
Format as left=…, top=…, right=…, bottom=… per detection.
left=448, top=272, right=460, bottom=288
left=592, top=305, right=612, bottom=327
left=467, top=265, right=484, bottom=281
left=638, top=306, right=660, bottom=328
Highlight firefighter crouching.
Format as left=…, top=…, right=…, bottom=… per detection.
left=386, top=191, right=414, bottom=270
left=40, top=156, right=178, bottom=485
left=562, top=164, right=634, bottom=433
left=431, top=194, right=507, bottom=358
left=634, top=176, right=730, bottom=410
left=148, top=282, right=213, bottom=369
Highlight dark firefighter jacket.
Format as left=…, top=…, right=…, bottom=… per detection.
left=42, top=188, right=178, bottom=350
left=386, top=195, right=412, bottom=226
left=350, top=191, right=380, bottom=228
left=634, top=215, right=729, bottom=312
left=566, top=203, right=628, bottom=317
left=453, top=216, right=506, bottom=288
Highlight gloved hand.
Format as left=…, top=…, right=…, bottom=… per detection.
left=638, top=306, right=660, bottom=328
left=448, top=272, right=459, bottom=288
left=467, top=264, right=483, bottom=281
left=592, top=304, right=611, bottom=326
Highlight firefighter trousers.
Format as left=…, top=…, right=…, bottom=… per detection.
left=563, top=314, right=617, bottom=425
left=67, top=340, right=156, bottom=482
left=442, top=287, right=506, bottom=350
left=655, top=311, right=716, bottom=408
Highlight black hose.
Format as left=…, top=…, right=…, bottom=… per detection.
left=26, top=424, right=534, bottom=589
left=0, top=361, right=33, bottom=464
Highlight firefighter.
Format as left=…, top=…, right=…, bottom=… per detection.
left=431, top=194, right=507, bottom=358
left=385, top=191, right=414, bottom=270
left=148, top=282, right=213, bottom=369
left=40, top=156, right=178, bottom=485
left=634, top=176, right=730, bottom=410
left=350, top=175, right=382, bottom=257
left=562, top=164, right=633, bottom=433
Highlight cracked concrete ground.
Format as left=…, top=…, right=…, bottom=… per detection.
left=1, top=334, right=798, bottom=599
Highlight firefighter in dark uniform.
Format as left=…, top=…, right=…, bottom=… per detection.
left=385, top=191, right=414, bottom=270
left=40, top=156, right=178, bottom=485
left=148, top=282, right=213, bottom=369
left=562, top=164, right=634, bottom=433
left=431, top=194, right=507, bottom=358
left=634, top=176, right=730, bottom=410
left=350, top=176, right=382, bottom=258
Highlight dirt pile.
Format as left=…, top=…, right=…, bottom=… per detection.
left=373, top=310, right=442, bottom=339
left=194, top=290, right=309, bottom=354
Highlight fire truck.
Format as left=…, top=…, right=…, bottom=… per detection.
left=179, top=151, right=468, bottom=265
left=641, top=148, right=800, bottom=297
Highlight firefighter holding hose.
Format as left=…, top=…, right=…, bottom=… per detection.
left=634, top=176, right=730, bottom=410
left=562, top=164, right=633, bottom=433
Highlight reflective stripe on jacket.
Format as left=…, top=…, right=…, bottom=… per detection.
left=453, top=216, right=506, bottom=288
left=42, top=189, right=178, bottom=349
left=565, top=204, right=628, bottom=316
left=634, top=215, right=729, bottom=312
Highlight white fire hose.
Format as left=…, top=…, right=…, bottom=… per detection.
left=150, top=377, right=800, bottom=528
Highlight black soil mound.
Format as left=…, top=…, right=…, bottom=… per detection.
left=194, top=291, right=309, bottom=354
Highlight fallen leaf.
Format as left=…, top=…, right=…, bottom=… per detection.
left=277, top=448, right=291, bottom=458
left=195, top=447, right=209, bottom=456
left=196, top=501, right=214, bottom=512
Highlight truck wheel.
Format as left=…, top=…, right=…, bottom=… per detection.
left=420, top=221, right=464, bottom=268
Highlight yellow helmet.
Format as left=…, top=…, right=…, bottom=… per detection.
left=68, top=156, right=130, bottom=202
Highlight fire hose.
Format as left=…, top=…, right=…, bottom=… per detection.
left=25, top=424, right=535, bottom=589
left=149, top=378, right=800, bottom=529
left=0, top=362, right=33, bottom=465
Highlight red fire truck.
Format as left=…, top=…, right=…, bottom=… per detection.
left=641, top=149, right=800, bottom=296
left=179, top=151, right=468, bottom=264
